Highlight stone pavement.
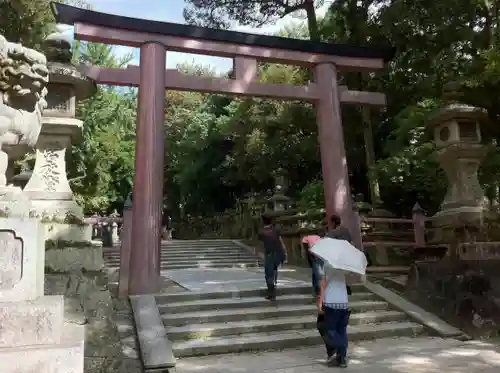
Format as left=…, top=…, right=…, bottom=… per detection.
left=162, top=267, right=308, bottom=293
left=172, top=336, right=500, bottom=373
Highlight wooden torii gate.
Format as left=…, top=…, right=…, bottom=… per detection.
left=52, top=2, right=393, bottom=295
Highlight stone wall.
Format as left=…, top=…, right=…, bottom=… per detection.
left=44, top=244, right=127, bottom=373
left=406, top=259, right=500, bottom=338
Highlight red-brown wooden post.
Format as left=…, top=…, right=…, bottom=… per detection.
left=315, top=62, right=362, bottom=248
left=129, top=42, right=166, bottom=295
left=412, top=202, right=426, bottom=246
left=118, top=196, right=133, bottom=297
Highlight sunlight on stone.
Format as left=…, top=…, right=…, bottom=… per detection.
left=479, top=351, right=500, bottom=365
left=393, top=355, right=435, bottom=365
left=354, top=347, right=371, bottom=355
left=439, top=348, right=482, bottom=357
left=348, top=359, right=366, bottom=365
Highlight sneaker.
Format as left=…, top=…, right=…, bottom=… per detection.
left=325, top=354, right=336, bottom=365
left=337, top=356, right=348, bottom=368
left=328, top=355, right=347, bottom=368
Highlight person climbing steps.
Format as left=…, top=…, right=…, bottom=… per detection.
left=258, top=214, right=287, bottom=300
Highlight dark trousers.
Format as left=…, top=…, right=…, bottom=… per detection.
left=312, top=258, right=324, bottom=296
left=264, top=253, right=280, bottom=290
left=321, top=307, right=349, bottom=358
left=317, top=313, right=335, bottom=356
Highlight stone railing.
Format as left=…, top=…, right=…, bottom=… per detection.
left=175, top=202, right=435, bottom=267
left=83, top=216, right=123, bottom=247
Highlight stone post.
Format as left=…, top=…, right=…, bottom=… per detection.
left=412, top=202, right=426, bottom=246
left=111, top=221, right=119, bottom=244
left=118, top=195, right=133, bottom=297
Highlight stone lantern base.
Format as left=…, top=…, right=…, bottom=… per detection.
left=23, top=117, right=84, bottom=220
left=429, top=207, right=490, bottom=248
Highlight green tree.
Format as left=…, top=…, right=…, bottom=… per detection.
left=0, top=0, right=91, bottom=49
left=183, top=0, right=324, bottom=40
left=69, top=42, right=136, bottom=213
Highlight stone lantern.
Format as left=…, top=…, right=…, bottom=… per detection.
left=428, top=82, right=489, bottom=230
left=22, top=26, right=96, bottom=219
left=267, top=168, right=291, bottom=212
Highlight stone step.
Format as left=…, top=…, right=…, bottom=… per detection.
left=160, top=262, right=260, bottom=270
left=163, top=241, right=239, bottom=245
left=158, top=292, right=376, bottom=313
left=104, top=261, right=261, bottom=270
left=160, top=249, right=243, bottom=253
left=162, top=301, right=389, bottom=326
left=162, top=258, right=259, bottom=265
left=171, top=322, right=424, bottom=357
left=105, top=251, right=255, bottom=259
left=167, top=240, right=236, bottom=243
left=162, top=244, right=241, bottom=249
left=160, top=250, right=252, bottom=256
left=164, top=256, right=257, bottom=262
left=104, top=256, right=258, bottom=264
left=166, top=311, right=408, bottom=341
left=155, top=284, right=364, bottom=303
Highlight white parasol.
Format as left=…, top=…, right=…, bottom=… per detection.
left=309, top=237, right=367, bottom=275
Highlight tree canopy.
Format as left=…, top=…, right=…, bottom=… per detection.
left=4, top=0, right=500, bottom=219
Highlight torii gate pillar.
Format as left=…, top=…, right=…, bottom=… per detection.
left=129, top=42, right=165, bottom=295
left=315, top=63, right=362, bottom=249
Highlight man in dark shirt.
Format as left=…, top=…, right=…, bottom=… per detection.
left=324, top=214, right=353, bottom=297
left=311, top=214, right=352, bottom=297
left=326, top=214, right=352, bottom=242
left=258, top=215, right=287, bottom=301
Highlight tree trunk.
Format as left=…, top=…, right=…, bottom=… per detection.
left=362, top=106, right=381, bottom=205
left=304, top=0, right=319, bottom=40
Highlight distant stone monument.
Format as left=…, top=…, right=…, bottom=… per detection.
left=267, top=168, right=291, bottom=212
left=0, top=32, right=84, bottom=373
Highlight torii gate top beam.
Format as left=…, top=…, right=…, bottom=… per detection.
left=51, top=3, right=394, bottom=72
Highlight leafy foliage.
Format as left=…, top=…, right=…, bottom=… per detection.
left=183, top=0, right=324, bottom=39
left=0, top=0, right=90, bottom=49
left=6, top=0, right=500, bottom=219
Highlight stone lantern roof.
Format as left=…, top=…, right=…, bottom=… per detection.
left=268, top=191, right=291, bottom=203
left=427, top=81, right=487, bottom=130
left=42, top=25, right=96, bottom=105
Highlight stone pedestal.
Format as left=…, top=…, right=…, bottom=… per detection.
left=24, top=117, right=83, bottom=219
left=432, top=143, right=489, bottom=228
left=0, top=217, right=85, bottom=372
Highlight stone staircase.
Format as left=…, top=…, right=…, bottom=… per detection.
left=103, top=239, right=261, bottom=270
left=105, top=239, right=432, bottom=360
left=156, top=283, right=425, bottom=358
